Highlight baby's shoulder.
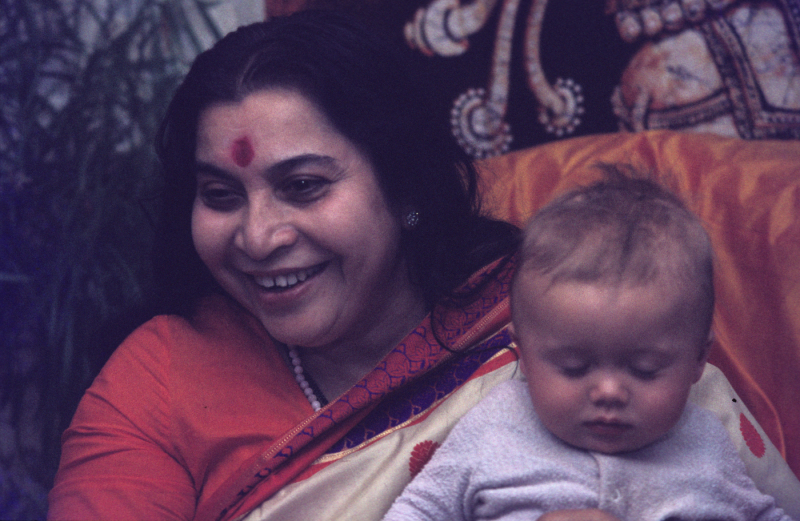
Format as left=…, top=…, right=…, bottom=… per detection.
left=675, top=402, right=734, bottom=445
left=454, top=379, right=542, bottom=439
left=473, top=379, right=533, bottom=416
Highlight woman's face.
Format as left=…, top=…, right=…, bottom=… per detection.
left=192, top=89, right=423, bottom=352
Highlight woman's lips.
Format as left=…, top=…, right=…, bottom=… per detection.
left=253, top=263, right=326, bottom=291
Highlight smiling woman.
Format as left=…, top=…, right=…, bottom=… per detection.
left=47, top=10, right=523, bottom=521
left=191, top=89, right=425, bottom=396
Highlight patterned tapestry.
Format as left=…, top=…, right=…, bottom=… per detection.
left=268, top=0, right=800, bottom=158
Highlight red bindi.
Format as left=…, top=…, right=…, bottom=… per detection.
left=231, top=137, right=254, bottom=167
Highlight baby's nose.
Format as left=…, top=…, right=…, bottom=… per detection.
left=589, top=373, right=630, bottom=408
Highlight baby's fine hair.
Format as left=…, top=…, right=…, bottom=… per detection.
left=514, top=164, right=714, bottom=337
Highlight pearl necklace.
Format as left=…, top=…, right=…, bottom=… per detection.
left=288, top=347, right=322, bottom=411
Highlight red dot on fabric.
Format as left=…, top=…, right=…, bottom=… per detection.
left=231, top=137, right=254, bottom=167
left=739, top=413, right=766, bottom=458
left=409, top=440, right=441, bottom=477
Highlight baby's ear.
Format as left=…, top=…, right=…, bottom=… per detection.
left=508, top=324, right=527, bottom=373
left=702, top=329, right=714, bottom=361
left=693, top=330, right=714, bottom=383
left=508, top=322, right=517, bottom=342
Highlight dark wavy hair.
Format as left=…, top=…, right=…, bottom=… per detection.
left=153, top=10, right=518, bottom=316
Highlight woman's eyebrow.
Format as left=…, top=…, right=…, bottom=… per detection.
left=266, top=154, right=338, bottom=178
left=194, top=154, right=339, bottom=179
left=194, top=161, right=237, bottom=180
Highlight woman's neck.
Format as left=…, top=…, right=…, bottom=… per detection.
left=296, top=283, right=428, bottom=403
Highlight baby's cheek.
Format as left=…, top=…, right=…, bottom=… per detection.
left=529, top=378, right=582, bottom=423
left=639, top=384, right=688, bottom=430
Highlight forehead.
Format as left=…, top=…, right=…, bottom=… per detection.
left=195, top=89, right=339, bottom=156
left=511, top=273, right=703, bottom=340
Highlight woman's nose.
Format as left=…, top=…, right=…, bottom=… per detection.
left=589, top=373, right=630, bottom=409
left=235, top=200, right=299, bottom=260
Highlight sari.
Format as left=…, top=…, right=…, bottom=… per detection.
left=198, top=252, right=800, bottom=521
left=50, top=249, right=800, bottom=520
left=48, top=256, right=518, bottom=521
left=198, top=257, right=520, bottom=521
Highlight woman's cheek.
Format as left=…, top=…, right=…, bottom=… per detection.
left=191, top=206, right=226, bottom=267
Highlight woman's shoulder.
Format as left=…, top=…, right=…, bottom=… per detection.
left=91, top=291, right=306, bottom=430
left=96, top=294, right=284, bottom=403
left=119, top=293, right=271, bottom=354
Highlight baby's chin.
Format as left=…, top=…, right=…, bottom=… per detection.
left=560, top=430, right=666, bottom=455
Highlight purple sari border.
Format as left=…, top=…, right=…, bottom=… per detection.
left=327, top=328, right=514, bottom=453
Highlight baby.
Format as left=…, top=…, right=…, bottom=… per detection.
left=384, top=167, right=792, bottom=521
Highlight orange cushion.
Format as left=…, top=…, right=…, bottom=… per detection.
left=478, top=130, right=800, bottom=478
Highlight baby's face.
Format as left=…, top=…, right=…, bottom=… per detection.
left=513, top=277, right=708, bottom=454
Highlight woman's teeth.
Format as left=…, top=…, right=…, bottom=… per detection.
left=255, top=265, right=322, bottom=290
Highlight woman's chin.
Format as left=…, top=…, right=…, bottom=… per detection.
left=256, top=309, right=338, bottom=350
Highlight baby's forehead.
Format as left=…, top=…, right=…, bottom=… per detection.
left=512, top=267, right=689, bottom=298
left=511, top=271, right=706, bottom=325
left=511, top=271, right=711, bottom=340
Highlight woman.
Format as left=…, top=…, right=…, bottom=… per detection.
left=48, top=10, right=523, bottom=520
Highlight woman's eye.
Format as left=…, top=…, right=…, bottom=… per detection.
left=198, top=185, right=242, bottom=211
left=280, top=176, right=330, bottom=202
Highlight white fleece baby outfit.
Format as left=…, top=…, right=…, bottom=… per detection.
left=384, top=380, right=793, bottom=521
